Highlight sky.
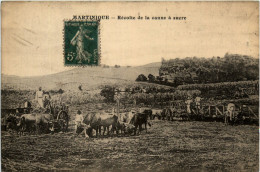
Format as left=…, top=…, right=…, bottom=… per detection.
left=1, top=2, right=259, bottom=76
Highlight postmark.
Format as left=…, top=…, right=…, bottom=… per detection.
left=64, top=20, right=100, bottom=66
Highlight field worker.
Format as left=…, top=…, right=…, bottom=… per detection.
left=75, top=110, right=84, bottom=132
left=185, top=96, right=193, bottom=114
left=195, top=96, right=202, bottom=110
left=43, top=92, right=51, bottom=108
left=24, top=99, right=32, bottom=113
left=227, top=103, right=235, bottom=121
left=35, top=87, right=44, bottom=108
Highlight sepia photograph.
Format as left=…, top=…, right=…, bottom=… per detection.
left=1, top=2, right=259, bottom=171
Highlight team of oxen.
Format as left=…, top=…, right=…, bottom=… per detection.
left=3, top=106, right=176, bottom=137
left=3, top=109, right=150, bottom=137
left=74, top=107, right=175, bottom=138
left=76, top=109, right=153, bottom=138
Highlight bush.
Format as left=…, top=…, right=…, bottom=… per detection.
left=78, top=85, right=82, bottom=91
left=136, top=74, right=147, bottom=82
left=58, top=88, right=64, bottom=94
left=100, top=86, right=115, bottom=103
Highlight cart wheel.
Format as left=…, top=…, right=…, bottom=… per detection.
left=57, top=110, right=69, bottom=132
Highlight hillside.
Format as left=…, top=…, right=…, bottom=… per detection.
left=1, top=64, right=160, bottom=91
left=138, top=62, right=161, bottom=68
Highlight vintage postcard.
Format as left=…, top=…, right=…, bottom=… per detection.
left=1, top=2, right=259, bottom=171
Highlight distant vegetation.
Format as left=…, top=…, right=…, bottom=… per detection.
left=137, top=53, right=259, bottom=86
left=49, top=89, right=64, bottom=95
left=103, top=65, right=110, bottom=68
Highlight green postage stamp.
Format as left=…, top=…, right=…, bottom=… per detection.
left=64, top=20, right=100, bottom=66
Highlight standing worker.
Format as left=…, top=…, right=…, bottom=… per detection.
left=227, top=103, right=236, bottom=123
left=43, top=92, right=51, bottom=108
left=24, top=99, right=32, bottom=113
left=35, top=87, right=44, bottom=108
left=185, top=96, right=193, bottom=114
left=195, top=96, right=202, bottom=110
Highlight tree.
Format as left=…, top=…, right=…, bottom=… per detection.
left=148, top=74, right=155, bottom=82
left=100, top=86, right=115, bottom=103
left=136, top=74, right=147, bottom=82
left=161, top=57, right=166, bottom=64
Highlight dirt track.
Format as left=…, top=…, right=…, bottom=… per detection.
left=2, top=120, right=258, bottom=171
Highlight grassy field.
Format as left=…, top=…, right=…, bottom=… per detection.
left=2, top=120, right=258, bottom=171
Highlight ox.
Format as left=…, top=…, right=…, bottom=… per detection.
left=116, top=121, right=136, bottom=135
left=139, top=108, right=153, bottom=120
left=117, top=111, right=136, bottom=135
left=130, top=112, right=151, bottom=135
left=5, top=114, right=19, bottom=131
left=118, top=110, right=135, bottom=123
left=100, top=113, right=118, bottom=136
left=17, top=113, right=53, bottom=135
left=79, top=112, right=101, bottom=137
left=79, top=112, right=118, bottom=138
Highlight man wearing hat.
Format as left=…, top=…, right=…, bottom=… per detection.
left=75, top=110, right=84, bottom=132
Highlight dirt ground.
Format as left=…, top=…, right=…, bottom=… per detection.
left=1, top=120, right=258, bottom=171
